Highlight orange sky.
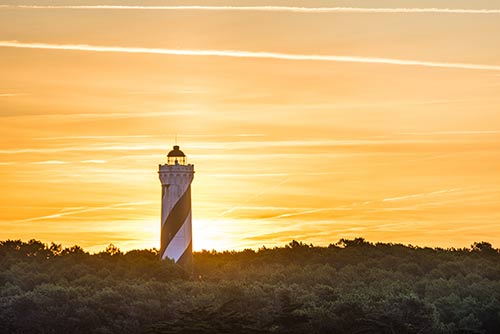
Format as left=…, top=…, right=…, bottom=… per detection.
left=1, top=0, right=500, bottom=252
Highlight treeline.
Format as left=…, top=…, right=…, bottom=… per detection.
left=1, top=238, right=500, bottom=333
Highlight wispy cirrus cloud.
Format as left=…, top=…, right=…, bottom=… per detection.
left=0, top=110, right=197, bottom=120
left=31, top=160, right=68, bottom=165
left=400, top=130, right=500, bottom=136
left=15, top=201, right=154, bottom=223
left=30, top=159, right=106, bottom=164
left=35, top=134, right=265, bottom=140
left=258, top=188, right=464, bottom=220
left=1, top=5, right=500, bottom=14
left=80, top=160, right=107, bottom=164
left=0, top=137, right=458, bottom=155
left=0, top=144, right=164, bottom=155
left=36, top=135, right=155, bottom=140
left=0, top=93, right=27, bottom=97
left=1, top=41, right=500, bottom=71
left=382, top=188, right=462, bottom=202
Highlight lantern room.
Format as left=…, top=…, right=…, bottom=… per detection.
left=167, top=145, right=187, bottom=165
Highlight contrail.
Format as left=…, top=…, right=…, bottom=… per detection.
left=1, top=5, right=500, bottom=14
left=1, top=41, right=500, bottom=71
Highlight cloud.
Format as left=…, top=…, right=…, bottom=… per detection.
left=80, top=160, right=107, bottom=164
left=400, top=130, right=500, bottom=136
left=15, top=201, right=154, bottom=223
left=35, top=134, right=265, bottom=140
left=1, top=5, right=500, bottom=14
left=0, top=145, right=164, bottom=154
left=1, top=110, right=197, bottom=120
left=36, top=135, right=155, bottom=140
left=1, top=40, right=500, bottom=71
left=0, top=137, right=448, bottom=155
left=31, top=160, right=68, bottom=165
left=382, top=188, right=462, bottom=202
left=256, top=188, right=464, bottom=220
left=219, top=176, right=290, bottom=216
left=0, top=93, right=27, bottom=97
left=270, top=208, right=341, bottom=219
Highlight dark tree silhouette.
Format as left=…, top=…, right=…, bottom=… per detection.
left=1, top=238, right=500, bottom=333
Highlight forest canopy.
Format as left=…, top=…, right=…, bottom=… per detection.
left=1, top=238, right=500, bottom=334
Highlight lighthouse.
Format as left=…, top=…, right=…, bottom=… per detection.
left=158, top=145, right=194, bottom=266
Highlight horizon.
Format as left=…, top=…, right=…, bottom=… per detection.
left=3, top=237, right=498, bottom=255
left=1, top=0, right=500, bottom=252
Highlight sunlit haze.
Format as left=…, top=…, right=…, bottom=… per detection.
left=1, top=0, right=500, bottom=252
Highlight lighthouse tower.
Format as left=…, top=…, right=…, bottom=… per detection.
left=158, top=145, right=194, bottom=266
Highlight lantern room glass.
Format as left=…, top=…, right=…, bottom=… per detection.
left=168, top=156, right=187, bottom=165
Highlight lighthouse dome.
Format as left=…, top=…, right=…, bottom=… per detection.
left=167, top=145, right=187, bottom=165
left=167, top=145, right=185, bottom=157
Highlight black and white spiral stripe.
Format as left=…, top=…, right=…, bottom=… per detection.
left=160, top=184, right=192, bottom=266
